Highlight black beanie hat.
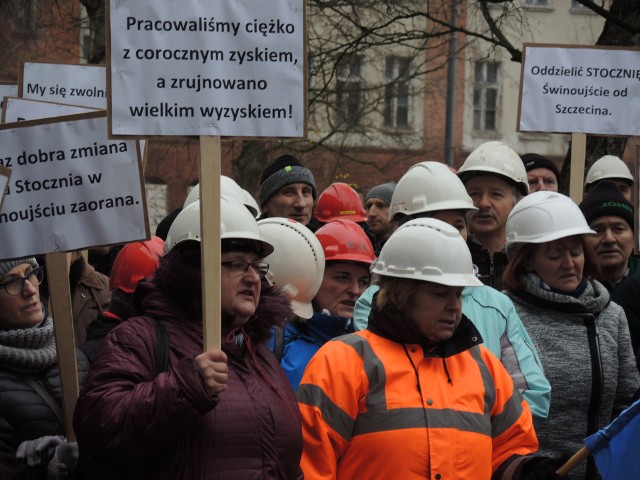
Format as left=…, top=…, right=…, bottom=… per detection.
left=578, top=179, right=634, bottom=228
left=259, top=154, right=317, bottom=207
left=520, top=153, right=560, bottom=180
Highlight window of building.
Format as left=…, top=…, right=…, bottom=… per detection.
left=524, top=0, right=550, bottom=6
left=473, top=61, right=499, bottom=132
left=145, top=180, right=168, bottom=235
left=570, top=0, right=592, bottom=12
left=384, top=56, right=411, bottom=129
left=12, top=0, right=35, bottom=33
left=336, top=55, right=364, bottom=125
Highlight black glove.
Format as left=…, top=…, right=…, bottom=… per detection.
left=517, top=454, right=571, bottom=480
left=47, top=441, right=78, bottom=479
left=16, top=435, right=66, bottom=469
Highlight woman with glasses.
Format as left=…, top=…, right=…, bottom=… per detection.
left=73, top=196, right=302, bottom=480
left=0, top=257, right=86, bottom=478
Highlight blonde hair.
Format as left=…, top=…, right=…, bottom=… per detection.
left=375, top=276, right=421, bottom=313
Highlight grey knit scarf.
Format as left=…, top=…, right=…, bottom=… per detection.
left=0, top=317, right=57, bottom=373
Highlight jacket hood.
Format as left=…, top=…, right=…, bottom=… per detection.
left=367, top=292, right=483, bottom=358
left=291, top=311, right=353, bottom=345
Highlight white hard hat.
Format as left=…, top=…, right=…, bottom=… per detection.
left=389, top=161, right=477, bottom=221
left=504, top=191, right=595, bottom=260
left=373, top=218, right=482, bottom=287
left=458, top=141, right=529, bottom=196
left=258, top=218, right=325, bottom=319
left=183, top=176, right=257, bottom=214
left=584, top=155, right=634, bottom=189
left=183, top=184, right=200, bottom=208
left=241, top=188, right=260, bottom=218
left=165, top=195, right=274, bottom=256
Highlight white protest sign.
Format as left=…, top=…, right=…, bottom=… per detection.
left=0, top=166, right=10, bottom=213
left=108, top=0, right=306, bottom=137
left=21, top=63, right=107, bottom=109
left=3, top=97, right=98, bottom=123
left=0, top=83, right=18, bottom=98
left=0, top=82, right=18, bottom=116
left=0, top=111, right=148, bottom=260
left=518, top=44, right=640, bottom=136
left=0, top=83, right=18, bottom=110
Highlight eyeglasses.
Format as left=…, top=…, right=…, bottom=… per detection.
left=0, top=266, right=44, bottom=296
left=221, top=261, right=269, bottom=278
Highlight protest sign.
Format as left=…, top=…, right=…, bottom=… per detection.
left=0, top=166, right=10, bottom=212
left=0, top=82, right=18, bottom=110
left=2, top=96, right=98, bottom=123
left=20, top=62, right=107, bottom=109
left=516, top=44, right=640, bottom=202
left=0, top=82, right=18, bottom=98
left=0, top=110, right=148, bottom=260
left=107, top=0, right=306, bottom=137
left=518, top=44, right=640, bottom=136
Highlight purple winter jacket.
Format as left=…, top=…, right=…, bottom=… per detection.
left=73, top=281, right=302, bottom=480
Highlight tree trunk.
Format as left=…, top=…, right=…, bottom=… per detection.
left=79, top=0, right=106, bottom=64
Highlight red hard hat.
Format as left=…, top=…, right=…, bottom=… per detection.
left=314, top=182, right=366, bottom=223
left=315, top=219, right=375, bottom=265
left=109, top=236, right=165, bottom=293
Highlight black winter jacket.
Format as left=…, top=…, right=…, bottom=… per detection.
left=0, top=349, right=90, bottom=478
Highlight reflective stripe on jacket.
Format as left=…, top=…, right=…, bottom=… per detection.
left=297, top=328, right=538, bottom=479
left=353, top=284, right=550, bottom=423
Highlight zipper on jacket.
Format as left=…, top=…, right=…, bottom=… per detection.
left=584, top=314, right=603, bottom=480
left=402, top=344, right=432, bottom=478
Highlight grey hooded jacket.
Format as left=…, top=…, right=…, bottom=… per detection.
left=506, top=276, right=639, bottom=480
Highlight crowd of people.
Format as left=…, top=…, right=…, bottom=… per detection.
left=1, top=144, right=639, bottom=479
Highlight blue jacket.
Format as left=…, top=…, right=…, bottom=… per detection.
left=276, top=312, right=354, bottom=391
left=353, top=284, right=551, bottom=422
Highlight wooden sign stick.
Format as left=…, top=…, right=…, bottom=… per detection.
left=569, top=132, right=587, bottom=203
left=555, top=445, right=589, bottom=476
left=199, top=135, right=222, bottom=351
left=44, top=252, right=79, bottom=442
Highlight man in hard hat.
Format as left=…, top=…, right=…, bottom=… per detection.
left=457, top=141, right=529, bottom=290
left=584, top=155, right=634, bottom=202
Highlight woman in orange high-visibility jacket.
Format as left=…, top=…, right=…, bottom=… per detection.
left=297, top=219, right=568, bottom=480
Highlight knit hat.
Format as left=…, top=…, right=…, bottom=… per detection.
left=578, top=180, right=634, bottom=228
left=0, top=257, right=39, bottom=281
left=259, top=155, right=317, bottom=207
left=366, top=182, right=397, bottom=207
left=520, top=153, right=560, bottom=181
